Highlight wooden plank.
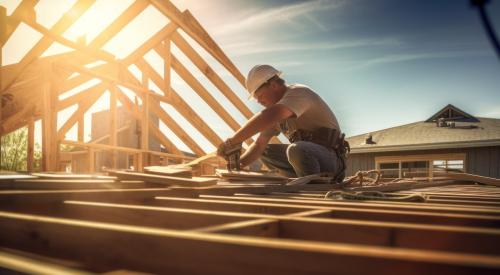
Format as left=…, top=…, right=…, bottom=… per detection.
left=108, top=171, right=217, bottom=187
left=434, top=172, right=500, bottom=187
left=59, top=73, right=93, bottom=94
left=0, top=210, right=499, bottom=274
left=199, top=194, right=500, bottom=216
left=170, top=32, right=253, bottom=119
left=3, top=0, right=38, bottom=44
left=163, top=39, right=171, bottom=96
left=0, top=179, right=149, bottom=190
left=123, top=22, right=178, bottom=65
left=41, top=66, right=55, bottom=171
left=57, top=83, right=108, bottom=140
left=0, top=249, right=91, bottom=275
left=149, top=1, right=246, bottom=86
left=140, top=75, right=149, bottom=152
left=133, top=60, right=224, bottom=146
left=148, top=100, right=205, bottom=156
left=27, top=117, right=34, bottom=172
left=148, top=121, right=182, bottom=156
left=21, top=18, right=116, bottom=63
left=88, top=0, right=149, bottom=49
left=168, top=55, right=246, bottom=138
left=110, top=85, right=117, bottom=168
left=57, top=81, right=106, bottom=110
left=2, top=0, right=95, bottom=94
left=6, top=200, right=252, bottom=230
left=112, top=85, right=182, bottom=156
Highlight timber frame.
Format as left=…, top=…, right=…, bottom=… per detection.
left=0, top=0, right=268, bottom=173
left=0, top=177, right=500, bottom=274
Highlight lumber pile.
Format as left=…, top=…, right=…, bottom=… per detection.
left=108, top=170, right=218, bottom=187
left=215, top=169, right=288, bottom=184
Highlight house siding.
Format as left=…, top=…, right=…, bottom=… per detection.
left=346, top=146, right=500, bottom=179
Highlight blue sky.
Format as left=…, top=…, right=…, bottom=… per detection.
left=175, top=0, right=500, bottom=137
left=2, top=0, right=499, bottom=154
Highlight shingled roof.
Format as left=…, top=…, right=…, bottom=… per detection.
left=347, top=105, right=500, bottom=153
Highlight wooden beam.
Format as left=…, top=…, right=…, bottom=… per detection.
left=55, top=61, right=169, bottom=103
left=57, top=83, right=108, bottom=140
left=110, top=85, right=117, bottom=168
left=2, top=0, right=96, bottom=94
left=89, top=0, right=150, bottom=49
left=41, top=65, right=57, bottom=172
left=163, top=39, right=171, bottom=96
left=113, top=85, right=181, bottom=156
left=170, top=32, right=253, bottom=119
left=3, top=0, right=39, bottom=44
left=0, top=6, right=6, bottom=169
left=0, top=179, right=149, bottom=190
left=57, top=81, right=106, bottom=110
left=148, top=122, right=182, bottom=156
left=27, top=116, right=34, bottom=172
left=21, top=18, right=116, bottom=62
left=59, top=73, right=94, bottom=95
left=133, top=59, right=223, bottom=147
left=434, top=172, right=500, bottom=187
left=149, top=1, right=246, bottom=86
left=77, top=118, right=84, bottom=142
left=140, top=74, right=149, bottom=151
left=149, top=101, right=205, bottom=156
left=122, top=22, right=178, bottom=65
left=0, top=249, right=91, bottom=275
left=0, top=96, right=38, bottom=135
left=168, top=56, right=243, bottom=135
left=108, top=171, right=217, bottom=187
left=0, top=210, right=499, bottom=274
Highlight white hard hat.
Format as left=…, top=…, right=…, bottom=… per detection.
left=246, top=64, right=282, bottom=98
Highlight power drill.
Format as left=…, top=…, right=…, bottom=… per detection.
left=222, top=142, right=242, bottom=171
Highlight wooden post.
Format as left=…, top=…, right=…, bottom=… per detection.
left=137, top=153, right=143, bottom=172
left=0, top=7, right=6, bottom=170
left=77, top=116, right=84, bottom=142
left=88, top=147, right=94, bottom=173
left=163, top=39, right=171, bottom=97
left=110, top=87, right=117, bottom=169
left=27, top=117, right=34, bottom=172
left=140, top=74, right=149, bottom=172
left=41, top=64, right=57, bottom=171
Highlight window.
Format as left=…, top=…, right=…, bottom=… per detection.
left=402, top=161, right=429, bottom=178
left=379, top=162, right=399, bottom=178
left=433, top=159, right=464, bottom=173
left=375, top=153, right=466, bottom=179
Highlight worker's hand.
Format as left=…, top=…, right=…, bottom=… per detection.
left=216, top=139, right=233, bottom=158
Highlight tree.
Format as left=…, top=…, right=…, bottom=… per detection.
left=1, top=127, right=28, bottom=171
left=0, top=127, right=42, bottom=172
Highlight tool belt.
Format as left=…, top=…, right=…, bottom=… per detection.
left=288, top=127, right=350, bottom=155
left=288, top=127, right=350, bottom=183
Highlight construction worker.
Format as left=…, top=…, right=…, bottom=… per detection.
left=217, top=64, right=348, bottom=180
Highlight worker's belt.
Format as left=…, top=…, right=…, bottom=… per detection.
left=288, top=127, right=350, bottom=183
left=288, top=127, right=350, bottom=155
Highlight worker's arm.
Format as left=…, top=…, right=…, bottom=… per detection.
left=240, top=132, right=274, bottom=167
left=229, top=104, right=294, bottom=145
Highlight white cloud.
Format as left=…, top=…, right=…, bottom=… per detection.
left=213, top=0, right=344, bottom=36
left=342, top=50, right=491, bottom=71
left=223, top=37, right=401, bottom=57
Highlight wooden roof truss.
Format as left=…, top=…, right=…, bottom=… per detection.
left=0, top=0, right=262, bottom=172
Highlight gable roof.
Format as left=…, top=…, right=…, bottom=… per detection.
left=346, top=117, right=500, bottom=154
left=425, top=104, right=479, bottom=123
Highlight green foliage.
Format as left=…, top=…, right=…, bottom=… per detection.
left=0, top=127, right=41, bottom=172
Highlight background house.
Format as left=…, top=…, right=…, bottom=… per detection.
left=346, top=104, right=500, bottom=179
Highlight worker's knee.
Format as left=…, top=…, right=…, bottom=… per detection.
left=286, top=142, right=309, bottom=163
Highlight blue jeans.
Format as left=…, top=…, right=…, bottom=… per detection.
left=260, top=142, right=344, bottom=179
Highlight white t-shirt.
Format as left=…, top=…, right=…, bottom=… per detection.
left=271, top=84, right=340, bottom=139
